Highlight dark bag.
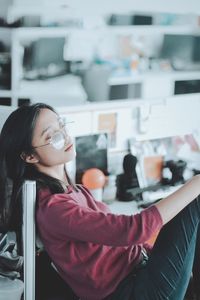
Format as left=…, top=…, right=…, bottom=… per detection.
left=0, top=240, right=23, bottom=279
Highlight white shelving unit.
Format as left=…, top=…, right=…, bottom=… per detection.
left=0, top=19, right=200, bottom=106
left=0, top=27, right=12, bottom=103
left=0, top=90, right=12, bottom=97
left=10, top=24, right=200, bottom=37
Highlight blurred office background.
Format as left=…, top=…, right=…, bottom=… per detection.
left=0, top=0, right=200, bottom=204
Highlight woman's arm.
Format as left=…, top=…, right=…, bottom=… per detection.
left=155, top=174, right=200, bottom=225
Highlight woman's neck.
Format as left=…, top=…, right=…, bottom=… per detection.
left=36, top=164, right=69, bottom=185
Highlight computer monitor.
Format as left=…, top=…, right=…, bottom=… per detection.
left=193, top=36, right=200, bottom=62
left=160, top=34, right=194, bottom=64
left=75, top=133, right=108, bottom=183
left=23, top=37, right=67, bottom=79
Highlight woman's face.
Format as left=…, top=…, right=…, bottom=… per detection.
left=31, top=108, right=76, bottom=167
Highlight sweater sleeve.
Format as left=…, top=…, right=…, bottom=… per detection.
left=42, top=194, right=163, bottom=247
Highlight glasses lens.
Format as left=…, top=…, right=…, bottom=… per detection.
left=52, top=131, right=65, bottom=150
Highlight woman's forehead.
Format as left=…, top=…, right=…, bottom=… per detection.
left=37, top=108, right=58, bottom=123
left=35, top=109, right=58, bottom=132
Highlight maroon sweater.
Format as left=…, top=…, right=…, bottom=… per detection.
left=36, top=185, right=163, bottom=300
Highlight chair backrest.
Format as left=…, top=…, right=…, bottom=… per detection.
left=22, top=180, right=81, bottom=300
left=22, top=180, right=36, bottom=300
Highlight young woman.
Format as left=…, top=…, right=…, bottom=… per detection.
left=0, top=103, right=199, bottom=300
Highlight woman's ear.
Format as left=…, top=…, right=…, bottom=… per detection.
left=20, top=152, right=39, bottom=164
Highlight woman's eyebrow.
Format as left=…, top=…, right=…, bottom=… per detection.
left=40, top=126, right=51, bottom=137
left=40, top=118, right=60, bottom=137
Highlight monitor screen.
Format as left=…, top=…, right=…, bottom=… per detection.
left=23, top=37, right=67, bottom=79
left=193, top=36, right=200, bottom=62
left=160, top=34, right=194, bottom=63
left=75, top=133, right=108, bottom=183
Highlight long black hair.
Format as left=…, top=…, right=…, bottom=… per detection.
left=0, top=103, right=75, bottom=243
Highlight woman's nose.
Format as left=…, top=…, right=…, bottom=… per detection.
left=64, top=132, right=71, bottom=145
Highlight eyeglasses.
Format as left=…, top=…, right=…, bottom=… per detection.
left=32, top=118, right=73, bottom=150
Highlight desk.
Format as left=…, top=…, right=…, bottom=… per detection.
left=106, top=184, right=182, bottom=215
left=108, top=200, right=139, bottom=215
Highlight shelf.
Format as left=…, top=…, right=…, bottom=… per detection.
left=108, top=70, right=200, bottom=86
left=0, top=90, right=12, bottom=98
left=12, top=27, right=78, bottom=39
left=7, top=21, right=200, bottom=106
left=56, top=98, right=145, bottom=114
left=6, top=1, right=200, bottom=17
left=15, top=70, right=200, bottom=104
left=12, top=24, right=200, bottom=40
left=17, top=75, right=87, bottom=103
left=17, top=71, right=200, bottom=91
left=109, top=74, right=143, bottom=85
left=105, top=25, right=200, bottom=35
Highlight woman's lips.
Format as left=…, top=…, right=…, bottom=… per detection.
left=65, top=144, right=73, bottom=152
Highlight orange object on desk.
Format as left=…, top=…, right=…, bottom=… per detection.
left=82, top=168, right=106, bottom=190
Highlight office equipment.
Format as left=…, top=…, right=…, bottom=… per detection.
left=116, top=153, right=142, bottom=202
left=75, top=133, right=108, bottom=183
left=109, top=83, right=141, bottom=100
left=23, top=37, right=67, bottom=80
left=82, top=65, right=111, bottom=102
left=160, top=34, right=200, bottom=71
left=108, top=14, right=153, bottom=25
left=133, top=15, right=153, bottom=25
left=163, top=159, right=187, bottom=185
left=108, top=14, right=133, bottom=26
left=0, top=52, right=11, bottom=89
left=174, top=79, right=200, bottom=94
left=160, top=34, right=194, bottom=68
left=193, top=36, right=200, bottom=62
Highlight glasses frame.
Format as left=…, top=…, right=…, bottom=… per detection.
left=32, top=118, right=73, bottom=150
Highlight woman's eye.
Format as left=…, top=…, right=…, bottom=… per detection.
left=46, top=135, right=52, bottom=141
left=45, top=129, right=55, bottom=141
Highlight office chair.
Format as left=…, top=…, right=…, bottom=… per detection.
left=22, top=181, right=80, bottom=300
